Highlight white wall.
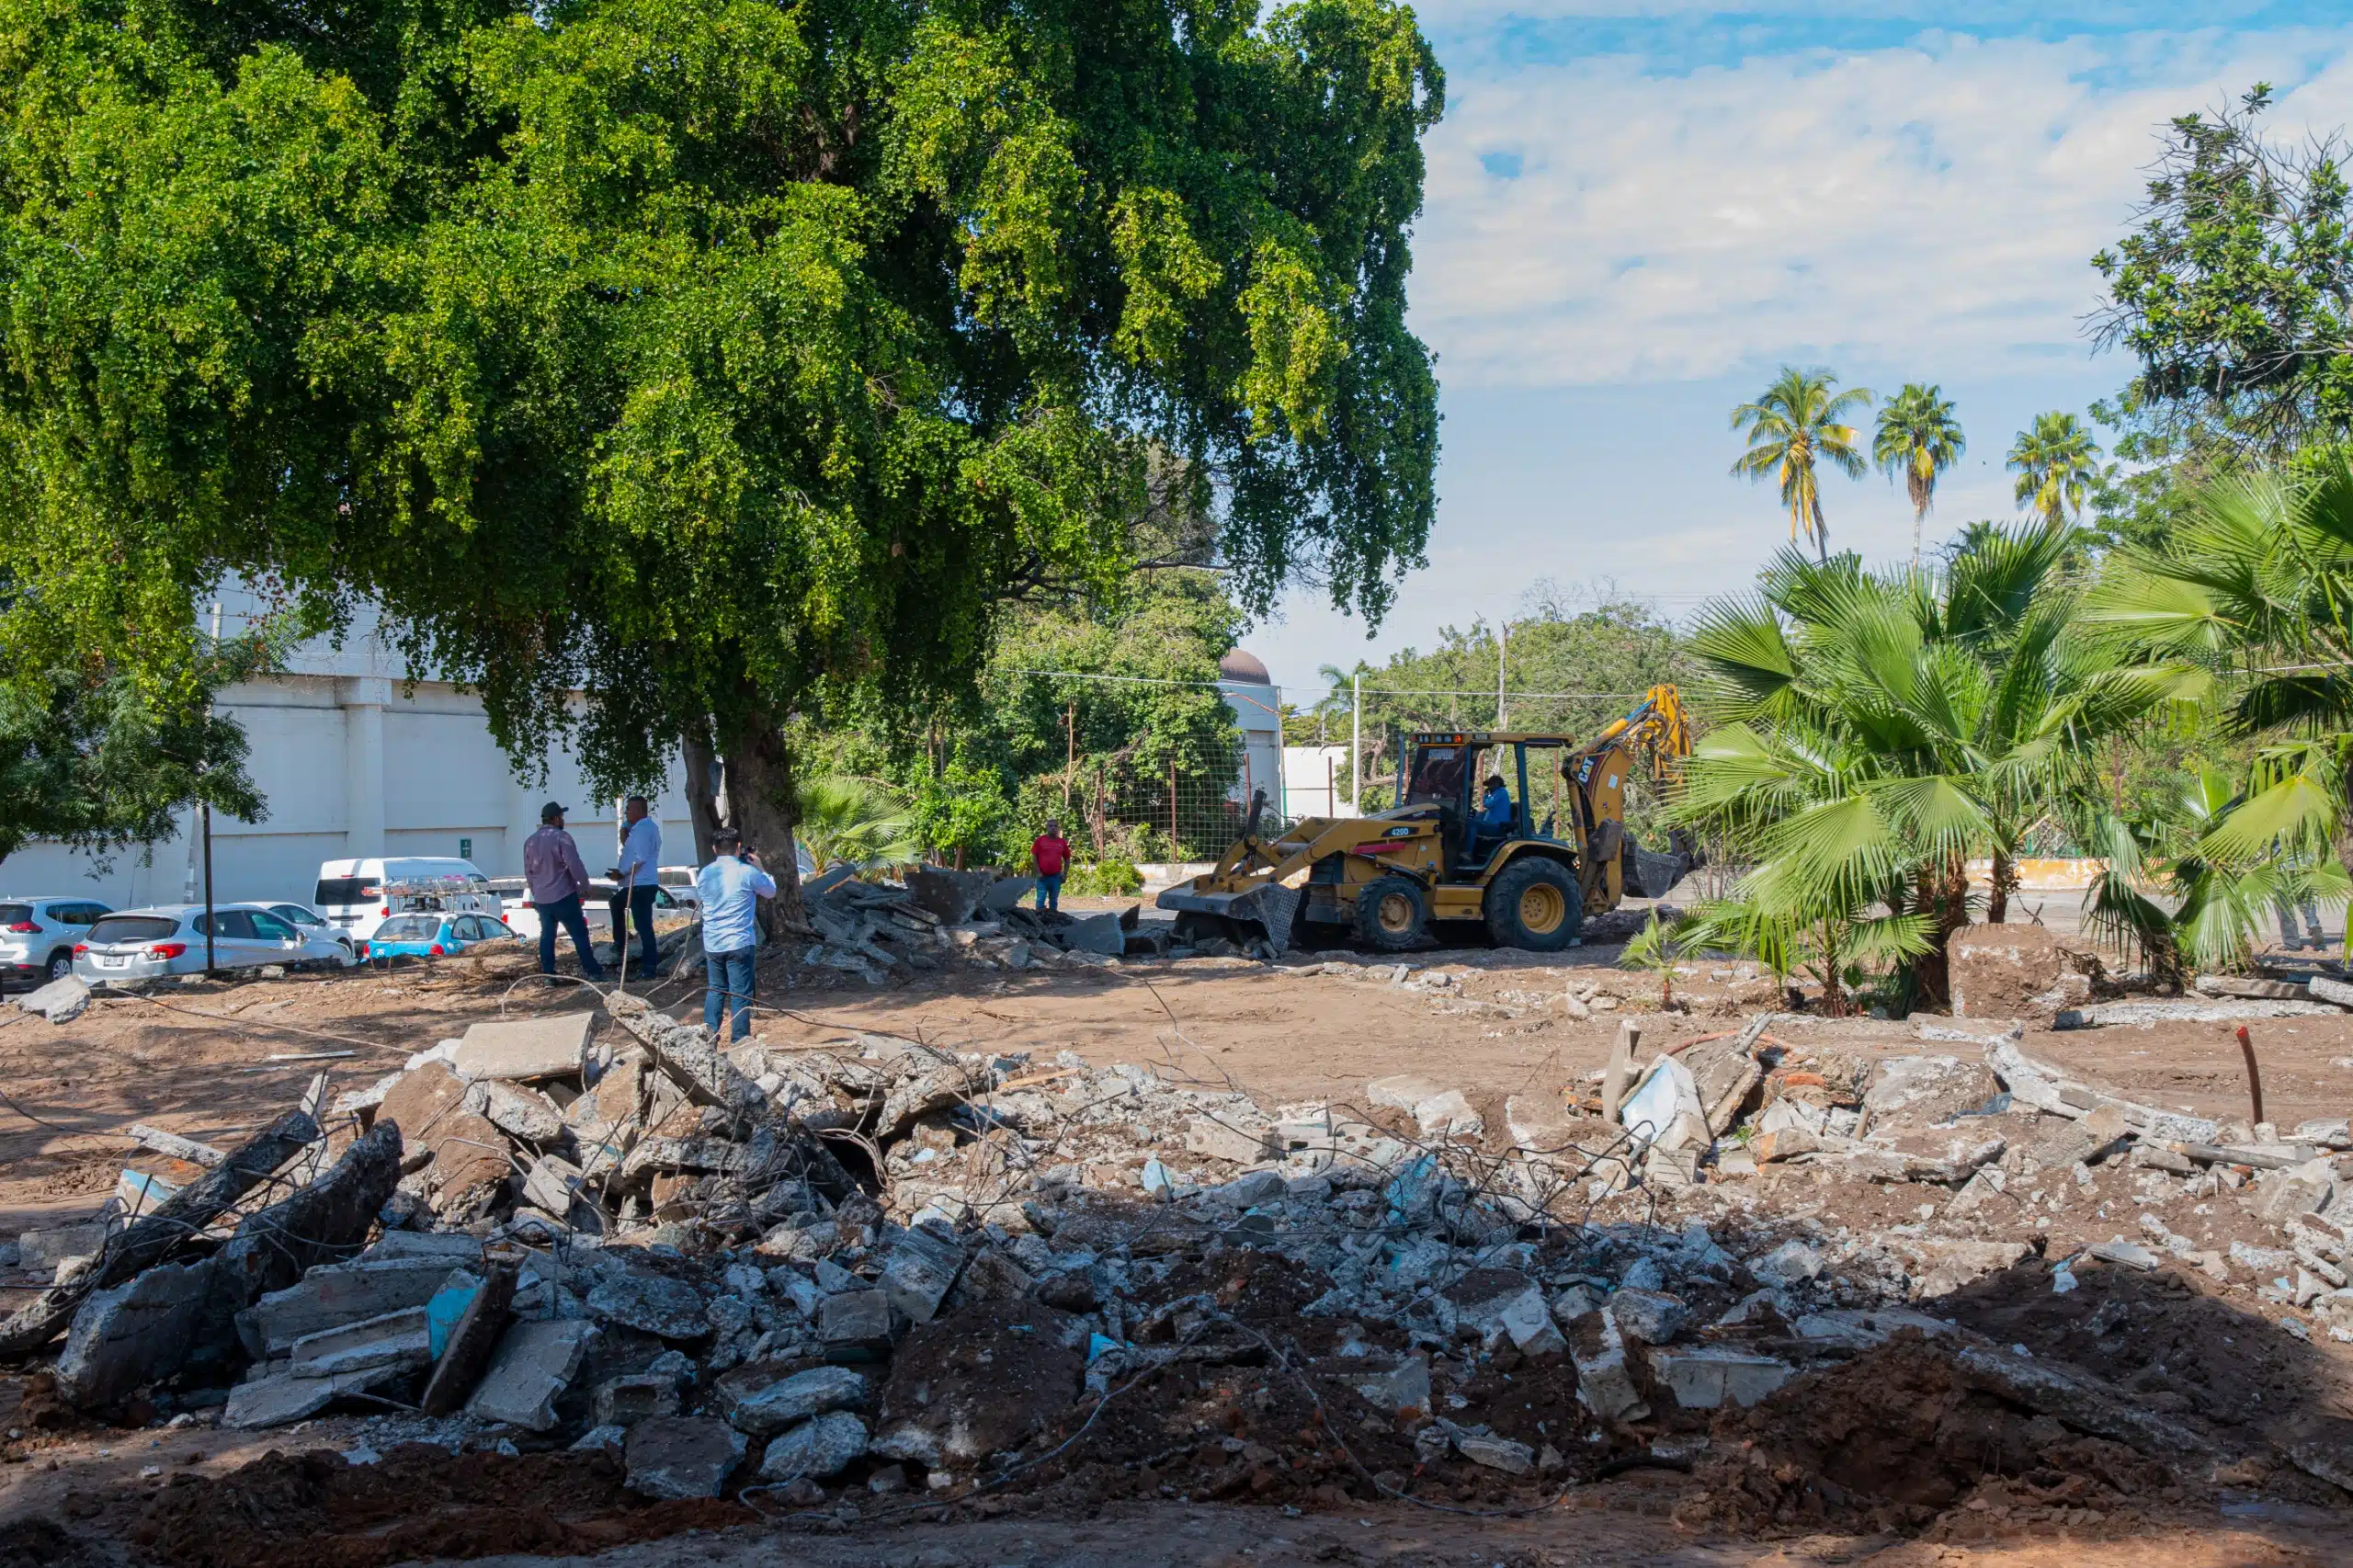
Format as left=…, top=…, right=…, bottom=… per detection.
left=1281, top=744, right=1355, bottom=819
left=3, top=591, right=696, bottom=908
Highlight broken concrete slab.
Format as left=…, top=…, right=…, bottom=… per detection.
left=1454, top=1433, right=1533, bottom=1474
left=15, top=974, right=91, bottom=1023
left=466, top=1317, right=595, bottom=1431
left=1497, top=1287, right=1566, bottom=1357
left=375, top=1065, right=510, bottom=1221
left=1987, top=1040, right=2220, bottom=1144
left=1648, top=1348, right=1791, bottom=1409
left=17, top=1221, right=108, bottom=1275
left=980, top=877, right=1035, bottom=914
left=1343, top=1358, right=1432, bottom=1426
left=906, top=867, right=994, bottom=926
left=819, top=1289, right=891, bottom=1344
left=2254, top=1158, right=2337, bottom=1225
left=1059, top=914, right=1127, bottom=957
left=723, top=1366, right=869, bottom=1437
left=465, top=1079, right=567, bottom=1144
left=54, top=1257, right=219, bottom=1408
left=222, top=1364, right=406, bottom=1430
left=289, top=1305, right=434, bottom=1379
left=1952, top=1343, right=2210, bottom=1458
left=624, top=1416, right=746, bottom=1500
left=237, top=1256, right=467, bottom=1358
left=879, top=1226, right=965, bottom=1325
left=759, top=1410, right=869, bottom=1481
left=586, top=1272, right=708, bottom=1340
left=521, top=1154, right=585, bottom=1215
left=597, top=1372, right=683, bottom=1427
left=1183, top=1115, right=1273, bottom=1165
left=453, top=1012, right=596, bottom=1082
left=1605, top=1287, right=1688, bottom=1346
left=1569, top=1310, right=1647, bottom=1422
left=2198, top=974, right=2312, bottom=1001
left=2055, top=998, right=2342, bottom=1028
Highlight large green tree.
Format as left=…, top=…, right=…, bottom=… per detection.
left=0, top=0, right=1443, bottom=910
left=2094, top=86, right=2353, bottom=456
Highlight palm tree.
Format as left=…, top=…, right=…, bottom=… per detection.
left=1671, top=527, right=2199, bottom=1011
left=795, top=775, right=922, bottom=872
left=1732, top=368, right=1873, bottom=564
left=2079, top=461, right=2353, bottom=960
left=1872, top=384, right=1966, bottom=570
left=2006, top=412, right=2100, bottom=525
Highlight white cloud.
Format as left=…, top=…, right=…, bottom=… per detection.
left=1411, top=28, right=2353, bottom=386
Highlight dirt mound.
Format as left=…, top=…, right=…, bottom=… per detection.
left=129, top=1444, right=751, bottom=1568
left=0, top=1517, right=108, bottom=1568
left=1676, top=1336, right=2176, bottom=1535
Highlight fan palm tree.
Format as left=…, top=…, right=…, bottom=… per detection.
left=2006, top=412, right=2100, bottom=525
left=1671, top=527, right=2200, bottom=1011
left=795, top=775, right=922, bottom=872
left=1872, top=384, right=1966, bottom=570
left=1732, top=368, right=1874, bottom=564
left=2079, top=461, right=2353, bottom=950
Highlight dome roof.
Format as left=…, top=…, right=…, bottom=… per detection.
left=1218, top=648, right=1271, bottom=685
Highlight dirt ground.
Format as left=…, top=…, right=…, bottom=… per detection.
left=6, top=903, right=2353, bottom=1567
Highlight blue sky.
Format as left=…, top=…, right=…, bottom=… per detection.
left=1243, top=3, right=2353, bottom=699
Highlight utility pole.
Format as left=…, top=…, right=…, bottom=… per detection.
left=1350, top=672, right=1361, bottom=812
left=1496, top=620, right=1508, bottom=730
left=201, top=600, right=221, bottom=977
left=1063, top=700, right=1076, bottom=805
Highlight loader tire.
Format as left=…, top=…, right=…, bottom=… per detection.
left=1484, top=857, right=1583, bottom=951
left=1352, top=875, right=1428, bottom=952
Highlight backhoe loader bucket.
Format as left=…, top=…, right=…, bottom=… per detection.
left=1157, top=882, right=1301, bottom=953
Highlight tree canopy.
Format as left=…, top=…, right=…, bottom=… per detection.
left=0, top=0, right=1445, bottom=889
left=2094, top=85, right=2353, bottom=456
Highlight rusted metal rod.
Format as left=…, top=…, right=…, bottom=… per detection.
left=2235, top=1023, right=2266, bottom=1128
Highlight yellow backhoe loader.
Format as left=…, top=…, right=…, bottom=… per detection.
left=1157, top=686, right=1697, bottom=953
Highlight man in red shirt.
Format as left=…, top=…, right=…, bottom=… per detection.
left=1031, top=819, right=1073, bottom=912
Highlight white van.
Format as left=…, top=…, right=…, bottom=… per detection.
left=313, top=857, right=504, bottom=940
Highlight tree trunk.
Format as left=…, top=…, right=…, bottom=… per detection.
left=1987, top=847, right=2016, bottom=926
left=1909, top=856, right=1972, bottom=1008
left=718, top=699, right=803, bottom=931
left=679, top=724, right=726, bottom=866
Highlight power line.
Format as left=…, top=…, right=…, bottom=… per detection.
left=1001, top=668, right=1646, bottom=700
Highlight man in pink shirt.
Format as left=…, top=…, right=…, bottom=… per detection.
left=523, top=801, right=606, bottom=981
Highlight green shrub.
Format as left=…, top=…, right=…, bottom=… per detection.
left=1063, top=858, right=1143, bottom=896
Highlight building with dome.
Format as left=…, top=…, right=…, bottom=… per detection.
left=1215, top=648, right=1284, bottom=817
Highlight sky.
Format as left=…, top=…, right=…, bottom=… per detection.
left=1241, top=2, right=2353, bottom=700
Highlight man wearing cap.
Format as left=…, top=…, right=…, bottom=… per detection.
left=523, top=801, right=605, bottom=981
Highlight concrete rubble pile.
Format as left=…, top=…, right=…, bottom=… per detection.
left=12, top=985, right=2295, bottom=1511
left=799, top=866, right=1158, bottom=985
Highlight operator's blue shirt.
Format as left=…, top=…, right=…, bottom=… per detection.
left=1478, top=790, right=1516, bottom=832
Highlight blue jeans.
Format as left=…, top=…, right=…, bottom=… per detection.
left=609, top=883, right=660, bottom=975
left=537, top=893, right=605, bottom=981
left=704, top=948, right=756, bottom=1040
left=1035, top=872, right=1063, bottom=912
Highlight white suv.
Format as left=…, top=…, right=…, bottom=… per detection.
left=0, top=898, right=114, bottom=988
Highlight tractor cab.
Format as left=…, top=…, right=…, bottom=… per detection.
left=1400, top=734, right=1576, bottom=879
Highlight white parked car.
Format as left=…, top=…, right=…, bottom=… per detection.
left=263, top=902, right=363, bottom=966
left=74, top=904, right=351, bottom=983
left=313, top=857, right=504, bottom=941
left=0, top=897, right=113, bottom=988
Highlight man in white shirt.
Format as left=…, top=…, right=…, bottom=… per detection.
left=607, top=795, right=664, bottom=978
left=695, top=828, right=777, bottom=1040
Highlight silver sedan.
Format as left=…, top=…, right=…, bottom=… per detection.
left=74, top=904, right=352, bottom=983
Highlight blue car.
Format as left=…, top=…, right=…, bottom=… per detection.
left=361, top=911, right=517, bottom=960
